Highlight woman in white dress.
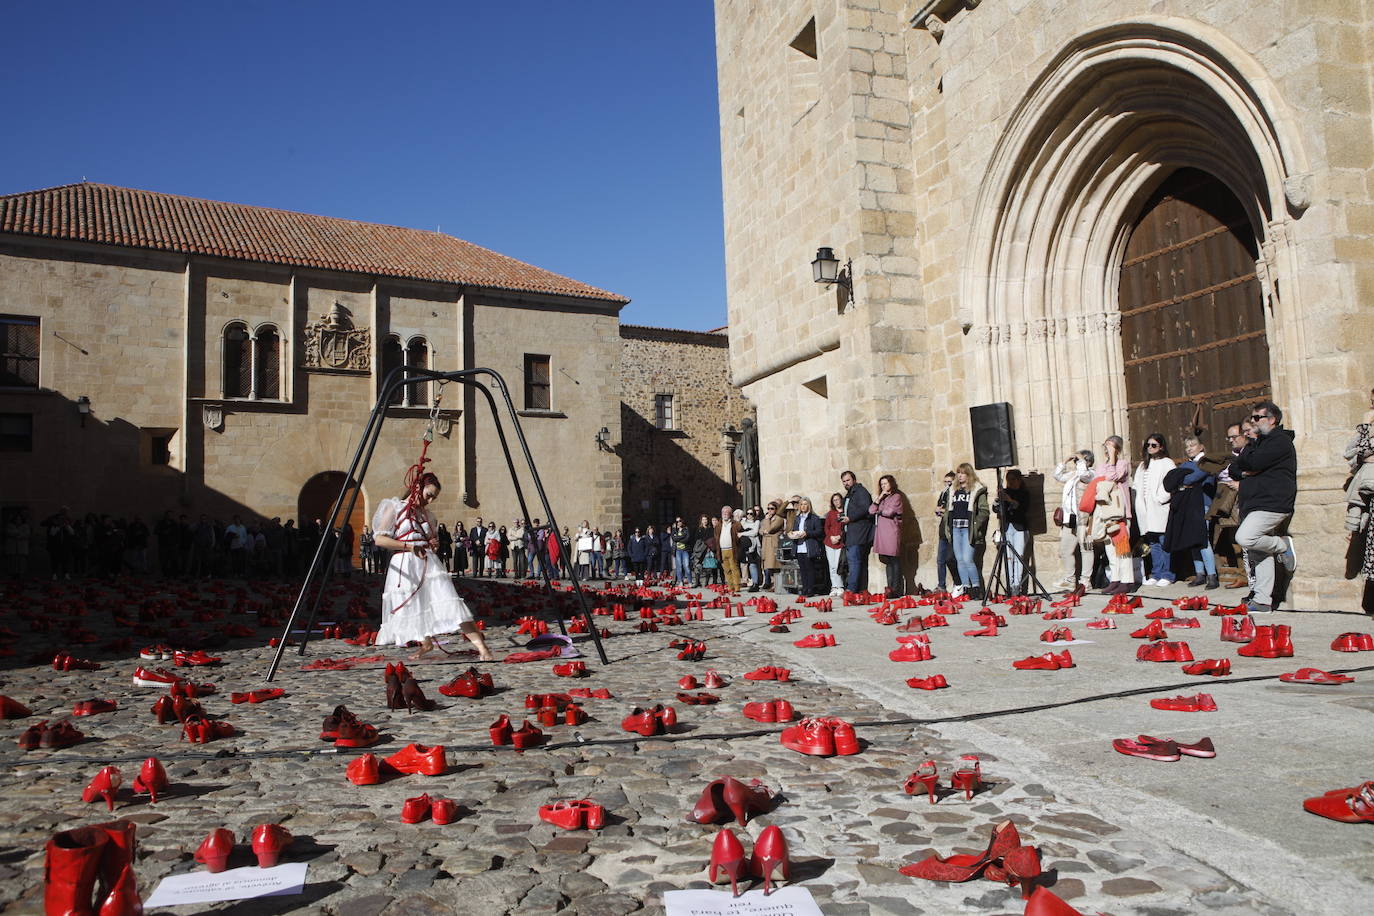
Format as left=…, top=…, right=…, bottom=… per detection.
left=372, top=472, right=495, bottom=662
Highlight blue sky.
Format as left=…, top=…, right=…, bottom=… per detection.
left=0, top=2, right=726, bottom=330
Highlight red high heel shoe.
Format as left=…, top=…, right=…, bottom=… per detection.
left=131, top=757, right=168, bottom=803
left=722, top=777, right=772, bottom=825
left=1131, top=620, right=1167, bottom=640
left=195, top=828, right=235, bottom=872
left=401, top=676, right=436, bottom=712
left=82, top=766, right=123, bottom=811
left=1025, top=886, right=1090, bottom=915
left=899, top=819, right=1022, bottom=881
left=749, top=824, right=791, bottom=895
left=950, top=755, right=981, bottom=799
left=987, top=843, right=1042, bottom=899
left=251, top=824, right=292, bottom=866
left=707, top=827, right=748, bottom=897
left=903, top=760, right=939, bottom=803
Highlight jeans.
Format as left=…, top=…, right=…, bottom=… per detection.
left=952, top=527, right=980, bottom=587
left=747, top=560, right=760, bottom=587
left=1143, top=532, right=1175, bottom=582
left=936, top=536, right=956, bottom=589
left=845, top=543, right=871, bottom=593
left=825, top=545, right=843, bottom=591
left=1191, top=544, right=1217, bottom=576
left=1235, top=509, right=1290, bottom=606
left=880, top=554, right=903, bottom=596
left=1005, top=524, right=1027, bottom=593
left=674, top=549, right=691, bottom=583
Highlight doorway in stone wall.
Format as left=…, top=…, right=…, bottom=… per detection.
left=1117, top=168, right=1271, bottom=455
left=298, top=472, right=367, bottom=568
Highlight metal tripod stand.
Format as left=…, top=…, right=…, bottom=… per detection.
left=982, top=468, right=1050, bottom=605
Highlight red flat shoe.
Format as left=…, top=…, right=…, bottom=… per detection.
left=1303, top=782, right=1374, bottom=823
left=72, top=699, right=118, bottom=717
left=385, top=743, right=448, bottom=775
left=1013, top=651, right=1071, bottom=670
left=903, top=760, right=939, bottom=803
left=743, top=666, right=780, bottom=681
left=131, top=757, right=168, bottom=803
left=1084, top=618, right=1116, bottom=629
left=1182, top=658, right=1231, bottom=676
left=1163, top=616, right=1201, bottom=629
left=906, top=674, right=949, bottom=690
left=431, top=798, right=459, bottom=825
left=1145, top=606, right=1174, bottom=620
left=230, top=688, right=286, bottom=704
left=1331, top=632, right=1374, bottom=652
left=1139, top=734, right=1215, bottom=758
left=132, top=666, right=181, bottom=688
left=82, top=766, right=123, bottom=812
left=511, top=720, right=543, bottom=750
left=552, top=661, right=588, bottom=678
left=172, top=650, right=221, bottom=667
left=195, top=828, right=235, bottom=873
left=41, top=719, right=85, bottom=749
left=1149, top=693, right=1217, bottom=712
left=742, top=701, right=779, bottom=723
left=437, top=672, right=482, bottom=698
left=334, top=719, right=380, bottom=748
left=1279, top=668, right=1354, bottom=685
left=400, top=794, right=432, bottom=824
left=779, top=718, right=835, bottom=756
left=749, top=824, right=791, bottom=895
left=889, top=643, right=934, bottom=662
left=1112, top=736, right=1180, bottom=761
left=676, top=691, right=720, bottom=705
left=707, top=827, right=748, bottom=897
left=346, top=753, right=382, bottom=786
left=678, top=675, right=699, bottom=690
left=703, top=670, right=725, bottom=689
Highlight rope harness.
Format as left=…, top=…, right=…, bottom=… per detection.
left=388, top=382, right=448, bottom=618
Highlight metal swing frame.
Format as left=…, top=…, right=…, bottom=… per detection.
left=265, top=365, right=609, bottom=682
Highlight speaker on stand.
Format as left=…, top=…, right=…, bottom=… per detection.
left=967, top=403, right=1048, bottom=604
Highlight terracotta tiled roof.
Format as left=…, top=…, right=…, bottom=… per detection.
left=0, top=182, right=628, bottom=304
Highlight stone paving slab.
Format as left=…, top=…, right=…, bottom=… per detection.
left=0, top=577, right=1369, bottom=914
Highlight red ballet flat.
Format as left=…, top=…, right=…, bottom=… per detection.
left=1303, top=782, right=1374, bottom=823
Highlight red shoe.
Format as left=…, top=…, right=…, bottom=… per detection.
left=401, top=794, right=433, bottom=824
left=251, top=824, right=291, bottom=866
left=41, top=719, right=85, bottom=749
left=52, top=652, right=102, bottom=671
left=962, top=622, right=999, bottom=637
left=1209, top=602, right=1248, bottom=616
left=950, top=755, right=981, bottom=799
left=1174, top=595, right=1209, bottom=611
left=1279, top=667, right=1354, bottom=685
left=749, top=824, right=791, bottom=895
left=779, top=718, right=836, bottom=756
left=899, top=819, right=1022, bottom=881
left=903, top=760, right=940, bottom=803
left=1137, top=641, right=1193, bottom=662
left=1149, top=693, right=1217, bottom=712
left=553, top=661, right=588, bottom=678
left=195, top=828, right=235, bottom=872
left=906, top=674, right=949, bottom=690
left=1238, top=625, right=1292, bottom=658
left=1139, top=734, right=1215, bottom=758
left=1013, top=651, right=1071, bottom=670
left=132, top=666, right=180, bottom=688
left=0, top=695, right=31, bottom=719
left=1084, top=618, right=1116, bottom=630
left=431, top=798, right=459, bottom=825
left=1303, top=782, right=1374, bottom=823
left=1145, top=606, right=1174, bottom=619
left=1182, top=658, right=1232, bottom=676
left=490, top=714, right=513, bottom=745
left=742, top=700, right=778, bottom=723
left=139, top=645, right=172, bottom=660
left=678, top=675, right=699, bottom=690
left=511, top=721, right=543, bottom=750
left=385, top=743, right=447, bottom=775
left=888, top=642, right=933, bottom=662
left=743, top=666, right=784, bottom=681
left=333, top=719, right=380, bottom=748
left=230, top=688, right=286, bottom=704
left=1163, top=616, right=1200, bottom=629
left=792, top=634, right=829, bottom=648
left=707, top=827, right=748, bottom=897
left=131, top=757, right=168, bottom=803
left=437, top=671, right=482, bottom=698
left=73, top=699, right=118, bottom=717
left=1025, top=886, right=1090, bottom=916
left=922, top=614, right=949, bottom=628
left=1131, top=620, right=1166, bottom=640
left=346, top=753, right=382, bottom=785
left=1331, top=632, right=1374, bottom=652
left=1112, top=736, right=1181, bottom=761
left=82, top=765, right=123, bottom=811
left=180, top=715, right=235, bottom=744
left=172, top=650, right=221, bottom=667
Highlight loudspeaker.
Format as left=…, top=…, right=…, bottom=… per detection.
left=970, top=403, right=1015, bottom=469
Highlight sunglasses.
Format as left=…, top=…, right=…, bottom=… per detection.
left=1250, top=413, right=1269, bottom=421
left=1147, top=442, right=1161, bottom=449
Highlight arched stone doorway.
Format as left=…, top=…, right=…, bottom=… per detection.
left=298, top=472, right=367, bottom=568
left=1118, top=168, right=1271, bottom=452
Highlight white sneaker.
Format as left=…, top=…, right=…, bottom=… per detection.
left=951, top=584, right=967, bottom=597
left=1142, top=578, right=1159, bottom=587
left=1279, top=536, right=1297, bottom=573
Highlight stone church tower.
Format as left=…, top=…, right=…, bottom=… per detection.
left=714, top=0, right=1374, bottom=607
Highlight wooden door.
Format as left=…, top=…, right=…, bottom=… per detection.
left=298, top=472, right=367, bottom=568
left=1117, top=168, right=1270, bottom=455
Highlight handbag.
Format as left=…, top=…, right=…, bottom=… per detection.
left=1078, top=479, right=1100, bottom=516
left=703, top=555, right=719, bottom=570
left=1053, top=507, right=1065, bottom=527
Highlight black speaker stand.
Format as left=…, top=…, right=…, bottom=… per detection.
left=983, top=468, right=1050, bottom=606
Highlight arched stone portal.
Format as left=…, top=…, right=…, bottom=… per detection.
left=963, top=18, right=1308, bottom=465
left=298, top=472, right=367, bottom=568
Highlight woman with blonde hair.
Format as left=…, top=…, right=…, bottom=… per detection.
left=939, top=463, right=989, bottom=600
left=1092, top=434, right=1136, bottom=594
left=788, top=496, right=824, bottom=596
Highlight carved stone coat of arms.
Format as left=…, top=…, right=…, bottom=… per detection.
left=304, top=302, right=371, bottom=372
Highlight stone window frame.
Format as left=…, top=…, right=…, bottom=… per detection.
left=0, top=314, right=40, bottom=390
left=381, top=334, right=432, bottom=409
left=523, top=353, right=552, bottom=412
left=221, top=320, right=285, bottom=402
left=654, top=392, right=676, bottom=431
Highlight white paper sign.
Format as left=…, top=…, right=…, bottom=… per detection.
left=144, top=863, right=308, bottom=907
left=663, top=886, right=825, bottom=916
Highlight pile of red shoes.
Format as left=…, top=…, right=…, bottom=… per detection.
left=621, top=704, right=676, bottom=736
left=899, top=819, right=1040, bottom=899
left=19, top=719, right=84, bottom=750
left=742, top=699, right=795, bottom=723
left=889, top=635, right=934, bottom=661
left=1331, top=632, right=1374, bottom=652
left=345, top=743, right=448, bottom=784
left=1136, top=641, right=1194, bottom=662
left=1148, top=693, right=1217, bottom=712
left=1012, top=650, right=1074, bottom=670
left=321, top=705, right=379, bottom=748
left=779, top=717, right=859, bottom=756
left=438, top=667, right=494, bottom=698
left=539, top=798, right=605, bottom=830
left=1303, top=781, right=1374, bottom=823
left=1112, top=735, right=1215, bottom=761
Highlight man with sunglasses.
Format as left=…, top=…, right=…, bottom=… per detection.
left=1229, top=401, right=1298, bottom=612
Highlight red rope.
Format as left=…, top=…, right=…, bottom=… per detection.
left=388, top=439, right=435, bottom=616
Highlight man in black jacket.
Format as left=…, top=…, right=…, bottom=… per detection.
left=1230, top=400, right=1298, bottom=613
left=839, top=470, right=874, bottom=593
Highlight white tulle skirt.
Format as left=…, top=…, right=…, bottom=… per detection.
left=377, top=549, right=474, bottom=646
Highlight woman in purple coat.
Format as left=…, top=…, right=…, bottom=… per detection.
left=870, top=474, right=906, bottom=597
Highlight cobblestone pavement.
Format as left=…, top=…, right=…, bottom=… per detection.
left=1, top=575, right=1371, bottom=915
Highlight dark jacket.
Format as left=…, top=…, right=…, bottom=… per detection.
left=628, top=535, right=650, bottom=563
left=1162, top=467, right=1208, bottom=553
left=791, top=512, right=824, bottom=556
left=841, top=483, right=875, bottom=546
left=1231, top=428, right=1297, bottom=516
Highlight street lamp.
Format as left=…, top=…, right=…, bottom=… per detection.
left=594, top=427, right=611, bottom=452
left=76, top=395, right=91, bottom=428
left=811, top=247, right=853, bottom=304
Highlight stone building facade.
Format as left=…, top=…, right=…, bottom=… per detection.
left=619, top=324, right=753, bottom=529
left=714, top=0, right=1374, bottom=606
left=0, top=182, right=626, bottom=557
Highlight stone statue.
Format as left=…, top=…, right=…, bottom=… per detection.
left=738, top=417, right=760, bottom=509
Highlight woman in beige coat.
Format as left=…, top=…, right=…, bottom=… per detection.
left=758, top=500, right=785, bottom=591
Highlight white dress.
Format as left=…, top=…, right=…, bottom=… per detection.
left=373, top=497, right=474, bottom=646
